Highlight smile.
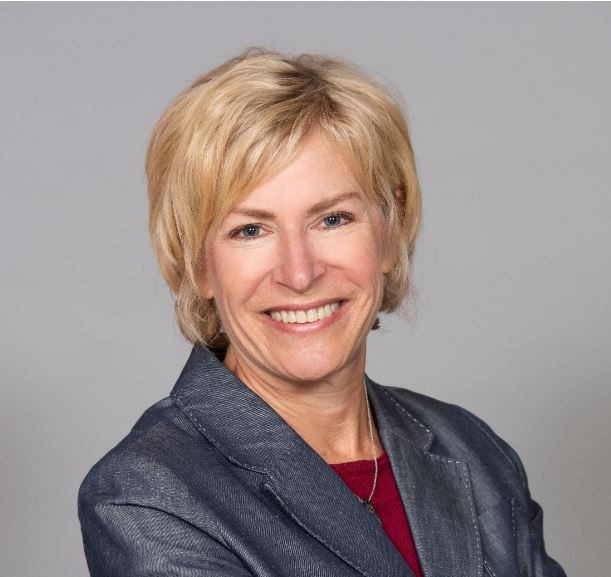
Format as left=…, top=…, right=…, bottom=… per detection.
left=265, top=300, right=344, bottom=324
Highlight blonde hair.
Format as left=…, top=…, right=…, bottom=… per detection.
left=146, top=47, right=422, bottom=348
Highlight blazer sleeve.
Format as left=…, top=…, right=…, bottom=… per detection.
left=460, top=408, right=567, bottom=577
left=78, top=493, right=254, bottom=577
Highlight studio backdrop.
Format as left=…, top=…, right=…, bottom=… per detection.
left=1, top=3, right=609, bottom=577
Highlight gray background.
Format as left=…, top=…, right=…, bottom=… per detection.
left=1, top=2, right=609, bottom=576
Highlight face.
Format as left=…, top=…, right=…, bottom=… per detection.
left=199, top=130, right=394, bottom=385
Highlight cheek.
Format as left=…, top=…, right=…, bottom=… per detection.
left=326, top=231, right=386, bottom=285
left=209, top=245, right=275, bottom=307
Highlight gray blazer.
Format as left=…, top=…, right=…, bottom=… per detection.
left=78, top=344, right=567, bottom=577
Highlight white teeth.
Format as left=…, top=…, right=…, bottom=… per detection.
left=268, top=301, right=341, bottom=324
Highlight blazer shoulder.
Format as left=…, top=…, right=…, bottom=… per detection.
left=78, top=396, right=220, bottom=510
left=76, top=398, right=241, bottom=569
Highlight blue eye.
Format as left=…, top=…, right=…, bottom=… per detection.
left=234, top=225, right=261, bottom=239
left=322, top=212, right=352, bottom=228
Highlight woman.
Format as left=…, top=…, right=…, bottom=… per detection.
left=78, top=48, right=566, bottom=577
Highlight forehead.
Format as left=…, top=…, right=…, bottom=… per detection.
left=232, top=131, right=364, bottom=212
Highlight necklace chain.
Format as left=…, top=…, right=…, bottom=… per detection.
left=362, top=377, right=378, bottom=504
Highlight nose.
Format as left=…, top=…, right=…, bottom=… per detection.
left=272, top=230, right=325, bottom=293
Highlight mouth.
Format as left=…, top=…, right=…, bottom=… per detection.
left=264, top=300, right=346, bottom=325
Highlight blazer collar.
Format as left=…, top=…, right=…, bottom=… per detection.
left=170, top=344, right=482, bottom=577
left=170, top=344, right=434, bottom=469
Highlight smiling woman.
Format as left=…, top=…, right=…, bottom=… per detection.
left=144, top=48, right=419, bottom=355
left=77, top=47, right=566, bottom=577
left=200, top=130, right=394, bottom=387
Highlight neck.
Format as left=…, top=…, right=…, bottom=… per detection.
left=223, top=344, right=383, bottom=464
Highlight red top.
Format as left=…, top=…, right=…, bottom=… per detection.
left=329, top=452, right=424, bottom=577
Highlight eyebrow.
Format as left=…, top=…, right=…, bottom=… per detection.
left=229, top=191, right=363, bottom=220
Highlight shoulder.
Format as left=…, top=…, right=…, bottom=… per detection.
left=77, top=396, right=223, bottom=515
left=77, top=398, right=255, bottom=575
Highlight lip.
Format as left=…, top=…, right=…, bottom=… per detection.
left=263, top=298, right=345, bottom=314
left=260, top=299, right=348, bottom=334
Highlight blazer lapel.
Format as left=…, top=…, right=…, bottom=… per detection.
left=368, top=380, right=483, bottom=577
left=171, top=345, right=482, bottom=577
left=261, top=438, right=417, bottom=577
left=171, top=345, right=414, bottom=577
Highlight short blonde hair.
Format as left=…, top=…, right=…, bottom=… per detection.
left=146, top=47, right=422, bottom=348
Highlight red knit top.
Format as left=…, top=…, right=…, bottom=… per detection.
left=329, top=452, right=424, bottom=577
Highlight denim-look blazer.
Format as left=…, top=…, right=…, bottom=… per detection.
left=78, top=344, right=567, bottom=577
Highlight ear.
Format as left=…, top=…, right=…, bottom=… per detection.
left=381, top=242, right=398, bottom=274
left=196, top=255, right=215, bottom=300
left=198, top=273, right=215, bottom=300
left=379, top=186, right=403, bottom=274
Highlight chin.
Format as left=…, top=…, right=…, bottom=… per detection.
left=270, top=349, right=353, bottom=384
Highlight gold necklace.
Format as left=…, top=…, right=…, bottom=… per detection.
left=358, top=377, right=381, bottom=524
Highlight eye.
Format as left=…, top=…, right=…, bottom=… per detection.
left=321, top=212, right=353, bottom=229
left=231, top=224, right=262, bottom=239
